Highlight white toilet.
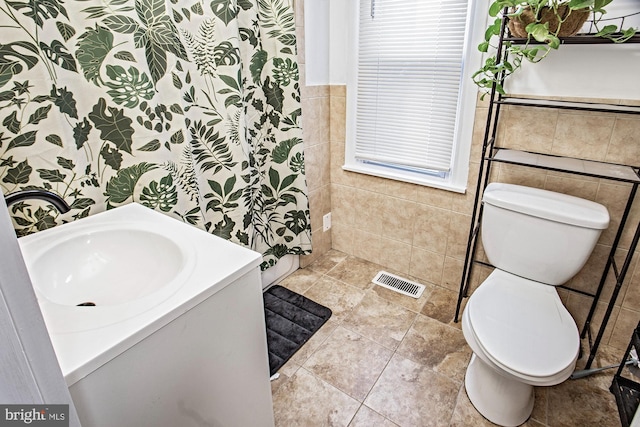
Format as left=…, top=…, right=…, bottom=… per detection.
left=462, top=183, right=610, bottom=427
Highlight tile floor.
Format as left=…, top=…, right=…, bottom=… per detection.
left=270, top=250, right=624, bottom=427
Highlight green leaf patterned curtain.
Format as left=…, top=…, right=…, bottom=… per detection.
left=0, top=0, right=312, bottom=269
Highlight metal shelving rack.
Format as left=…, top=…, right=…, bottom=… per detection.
left=453, top=15, right=640, bottom=372
left=611, top=322, right=640, bottom=427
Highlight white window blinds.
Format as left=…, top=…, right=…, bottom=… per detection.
left=355, top=0, right=470, bottom=173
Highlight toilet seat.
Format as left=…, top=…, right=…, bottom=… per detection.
left=466, top=269, right=579, bottom=381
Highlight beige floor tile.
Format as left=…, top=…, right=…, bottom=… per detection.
left=396, top=315, right=471, bottom=383
left=304, top=276, right=366, bottom=322
left=304, top=326, right=393, bottom=401
left=272, top=368, right=360, bottom=427
left=547, top=378, right=620, bottom=427
left=343, top=291, right=417, bottom=350
left=278, top=268, right=323, bottom=294
left=364, top=353, right=460, bottom=427
left=449, top=387, right=499, bottom=427
left=308, top=249, right=349, bottom=275
left=421, top=286, right=459, bottom=324
left=326, top=255, right=382, bottom=289
left=289, top=318, right=340, bottom=366
left=270, top=359, right=301, bottom=396
left=348, top=405, right=398, bottom=427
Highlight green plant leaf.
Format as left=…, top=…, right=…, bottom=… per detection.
left=40, top=40, right=77, bottom=72
left=568, top=0, right=594, bottom=9
left=76, top=25, right=114, bottom=84
left=114, top=51, right=136, bottom=62
left=137, top=0, right=165, bottom=26
left=139, top=139, right=160, bottom=151
left=103, top=15, right=140, bottom=33
left=88, top=98, right=134, bottom=154
left=2, top=159, right=32, bottom=184
left=100, top=144, right=123, bottom=170
left=210, top=0, right=237, bottom=25
left=264, top=77, right=284, bottom=113
left=28, top=105, right=52, bottom=125
left=0, top=42, right=39, bottom=89
left=7, top=0, right=68, bottom=28
left=526, top=22, right=551, bottom=43
left=250, top=50, right=268, bottom=84
left=271, top=137, right=301, bottom=164
left=46, top=134, right=63, bottom=146
left=223, top=174, right=236, bottom=194
left=51, top=85, right=78, bottom=118
left=104, top=162, right=157, bottom=204
left=3, top=111, right=21, bottom=134
left=37, top=168, right=66, bottom=182
left=170, top=130, right=184, bottom=144
left=57, top=156, right=75, bottom=170
left=140, top=173, right=177, bottom=212
left=7, top=130, right=36, bottom=150
left=73, top=117, right=91, bottom=149
left=211, top=214, right=234, bottom=239
left=56, top=21, right=76, bottom=42
left=144, top=39, right=168, bottom=85
left=478, top=41, right=490, bottom=52
left=214, top=41, right=240, bottom=66
left=69, top=198, right=95, bottom=210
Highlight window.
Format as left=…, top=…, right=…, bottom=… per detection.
left=344, top=0, right=487, bottom=192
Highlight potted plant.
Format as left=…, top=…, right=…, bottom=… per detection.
left=473, top=0, right=638, bottom=98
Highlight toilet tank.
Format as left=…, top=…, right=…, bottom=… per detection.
left=481, top=183, right=610, bottom=286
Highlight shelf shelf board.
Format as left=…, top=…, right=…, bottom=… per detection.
left=495, top=97, right=640, bottom=115
left=489, top=149, right=640, bottom=183
left=504, top=33, right=640, bottom=45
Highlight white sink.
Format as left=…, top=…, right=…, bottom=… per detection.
left=18, top=204, right=197, bottom=333
left=30, top=229, right=185, bottom=307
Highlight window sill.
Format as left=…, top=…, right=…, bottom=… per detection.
left=342, top=163, right=467, bottom=194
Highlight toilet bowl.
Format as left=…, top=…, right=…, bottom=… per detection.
left=462, top=183, right=609, bottom=427
left=462, top=269, right=579, bottom=426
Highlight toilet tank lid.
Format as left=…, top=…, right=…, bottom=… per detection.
left=482, top=183, right=610, bottom=230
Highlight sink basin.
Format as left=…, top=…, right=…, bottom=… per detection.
left=30, top=229, right=185, bottom=306
left=18, top=204, right=197, bottom=333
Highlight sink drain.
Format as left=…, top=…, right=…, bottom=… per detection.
left=76, top=302, right=96, bottom=307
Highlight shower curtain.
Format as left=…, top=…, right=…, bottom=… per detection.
left=0, top=0, right=311, bottom=268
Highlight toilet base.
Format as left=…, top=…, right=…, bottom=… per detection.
left=465, top=354, right=534, bottom=427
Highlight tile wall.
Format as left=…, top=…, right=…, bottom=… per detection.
left=294, top=0, right=640, bottom=356
left=295, top=0, right=332, bottom=267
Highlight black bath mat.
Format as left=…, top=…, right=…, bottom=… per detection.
left=263, top=285, right=332, bottom=376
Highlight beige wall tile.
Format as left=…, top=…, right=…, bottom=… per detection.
left=307, top=187, right=323, bottom=232
left=377, top=238, right=412, bottom=275
left=500, top=105, right=558, bottom=153
left=329, top=94, right=346, bottom=143
left=353, top=189, right=386, bottom=235
left=331, top=222, right=354, bottom=254
left=302, top=96, right=329, bottom=143
left=409, top=247, right=445, bottom=286
left=605, top=117, right=640, bottom=164
left=352, top=229, right=384, bottom=265
left=442, top=256, right=465, bottom=293
left=331, top=183, right=357, bottom=227
left=413, top=204, right=451, bottom=254
left=595, top=182, right=634, bottom=247
left=415, top=185, right=453, bottom=210
left=446, top=212, right=473, bottom=260
left=544, top=174, right=599, bottom=201
left=551, top=112, right=615, bottom=161
left=380, top=197, right=417, bottom=244
left=609, top=307, right=640, bottom=350
left=496, top=163, right=547, bottom=188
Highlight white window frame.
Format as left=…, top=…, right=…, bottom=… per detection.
left=343, top=0, right=488, bottom=193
